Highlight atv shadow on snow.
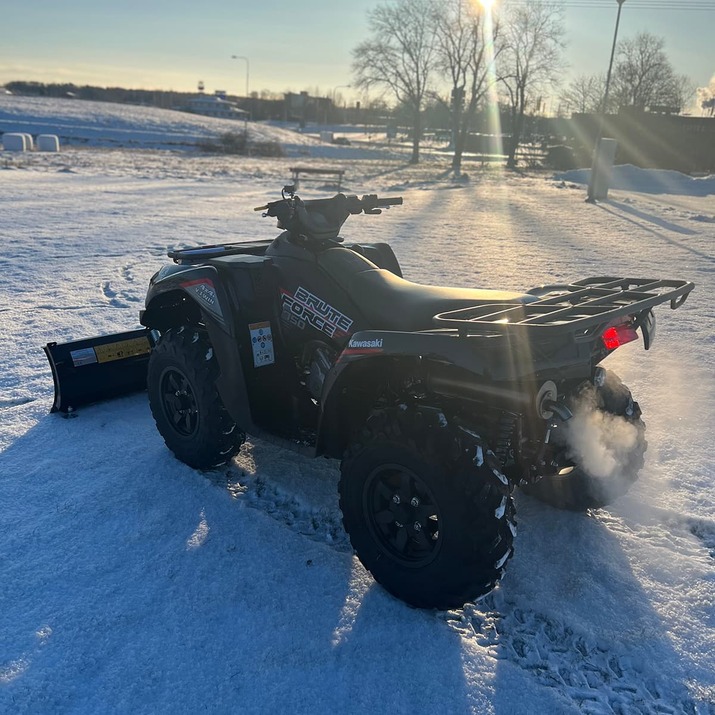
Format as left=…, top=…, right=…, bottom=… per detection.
left=0, top=406, right=480, bottom=713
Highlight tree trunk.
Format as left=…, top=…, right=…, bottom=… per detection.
left=410, top=108, right=422, bottom=164
left=451, top=145, right=463, bottom=175
left=453, top=91, right=479, bottom=176
left=452, top=124, right=468, bottom=175
left=507, top=94, right=526, bottom=169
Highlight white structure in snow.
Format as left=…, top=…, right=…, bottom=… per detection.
left=38, top=134, right=60, bottom=152
left=185, top=94, right=248, bottom=121
left=2, top=133, right=27, bottom=151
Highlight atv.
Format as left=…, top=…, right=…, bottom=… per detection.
left=46, top=187, right=694, bottom=609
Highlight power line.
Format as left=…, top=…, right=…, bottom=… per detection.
left=504, top=1, right=715, bottom=9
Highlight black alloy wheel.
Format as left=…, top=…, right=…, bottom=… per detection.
left=363, top=463, right=442, bottom=568
left=159, top=367, right=200, bottom=437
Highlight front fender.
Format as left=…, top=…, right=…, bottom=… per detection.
left=140, top=264, right=232, bottom=335
left=140, top=264, right=255, bottom=434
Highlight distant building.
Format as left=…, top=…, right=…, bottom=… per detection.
left=184, top=93, right=248, bottom=120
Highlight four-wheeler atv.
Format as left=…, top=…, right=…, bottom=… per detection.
left=89, top=187, right=699, bottom=609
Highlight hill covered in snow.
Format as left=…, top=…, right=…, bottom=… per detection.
left=0, top=94, right=398, bottom=160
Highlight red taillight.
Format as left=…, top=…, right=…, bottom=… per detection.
left=602, top=324, right=639, bottom=351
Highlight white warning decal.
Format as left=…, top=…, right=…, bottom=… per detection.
left=249, top=321, right=275, bottom=367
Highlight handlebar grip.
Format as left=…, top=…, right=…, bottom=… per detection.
left=375, top=197, right=403, bottom=207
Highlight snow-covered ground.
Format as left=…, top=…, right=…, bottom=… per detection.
left=0, top=95, right=403, bottom=160
left=1, top=100, right=714, bottom=714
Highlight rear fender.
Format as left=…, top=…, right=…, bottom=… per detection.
left=316, top=329, right=490, bottom=458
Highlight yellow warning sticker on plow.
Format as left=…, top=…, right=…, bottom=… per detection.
left=94, top=336, right=152, bottom=364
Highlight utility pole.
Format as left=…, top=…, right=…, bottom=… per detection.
left=586, top=0, right=626, bottom=203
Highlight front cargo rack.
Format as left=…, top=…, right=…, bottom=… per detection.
left=433, top=277, right=694, bottom=339
left=168, top=240, right=272, bottom=264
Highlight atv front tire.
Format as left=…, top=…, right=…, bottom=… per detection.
left=148, top=327, right=244, bottom=469
left=339, top=406, right=516, bottom=609
left=524, top=370, right=646, bottom=511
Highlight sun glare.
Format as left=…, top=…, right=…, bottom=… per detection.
left=479, top=0, right=495, bottom=8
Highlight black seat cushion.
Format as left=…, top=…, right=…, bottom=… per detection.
left=350, top=268, right=536, bottom=332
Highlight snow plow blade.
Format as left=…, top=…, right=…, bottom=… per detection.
left=44, top=329, right=156, bottom=414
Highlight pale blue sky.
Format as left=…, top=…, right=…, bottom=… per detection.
left=0, top=0, right=713, bottom=101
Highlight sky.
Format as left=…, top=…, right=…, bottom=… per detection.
left=0, top=0, right=713, bottom=102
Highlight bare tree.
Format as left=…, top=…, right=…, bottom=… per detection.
left=433, top=0, right=504, bottom=175
left=353, top=0, right=438, bottom=164
left=559, top=74, right=606, bottom=115
left=611, top=32, right=692, bottom=112
left=499, top=0, right=565, bottom=168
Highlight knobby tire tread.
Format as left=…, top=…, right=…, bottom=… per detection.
left=339, top=405, right=516, bottom=610
left=148, top=327, right=243, bottom=469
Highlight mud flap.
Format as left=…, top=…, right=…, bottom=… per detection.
left=44, top=329, right=156, bottom=413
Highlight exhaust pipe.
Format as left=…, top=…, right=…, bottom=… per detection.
left=426, top=365, right=532, bottom=409
left=426, top=364, right=572, bottom=422
left=541, top=399, right=573, bottom=422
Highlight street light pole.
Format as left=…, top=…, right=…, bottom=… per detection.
left=231, top=55, right=250, bottom=98
left=586, top=0, right=625, bottom=203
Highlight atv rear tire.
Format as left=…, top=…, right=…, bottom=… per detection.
left=524, top=370, right=646, bottom=511
left=339, top=406, right=516, bottom=609
left=148, top=327, right=244, bottom=469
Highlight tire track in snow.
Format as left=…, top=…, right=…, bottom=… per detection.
left=440, top=598, right=702, bottom=714
left=203, top=444, right=352, bottom=553
left=598, top=507, right=715, bottom=563
left=0, top=397, right=35, bottom=410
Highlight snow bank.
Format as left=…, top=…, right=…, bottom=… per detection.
left=557, top=164, right=715, bottom=196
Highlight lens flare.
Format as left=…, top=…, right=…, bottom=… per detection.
left=481, top=0, right=503, bottom=159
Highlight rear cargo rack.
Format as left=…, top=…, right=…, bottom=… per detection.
left=433, top=277, right=694, bottom=338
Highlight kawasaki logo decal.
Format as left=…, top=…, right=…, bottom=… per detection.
left=348, top=338, right=383, bottom=349
left=341, top=336, right=385, bottom=358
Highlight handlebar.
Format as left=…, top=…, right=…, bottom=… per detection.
left=253, top=191, right=403, bottom=242
left=377, top=197, right=404, bottom=207
left=254, top=193, right=403, bottom=213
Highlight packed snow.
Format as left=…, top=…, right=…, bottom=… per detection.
left=1, top=100, right=714, bottom=714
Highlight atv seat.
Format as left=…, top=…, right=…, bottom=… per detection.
left=350, top=268, right=537, bottom=332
